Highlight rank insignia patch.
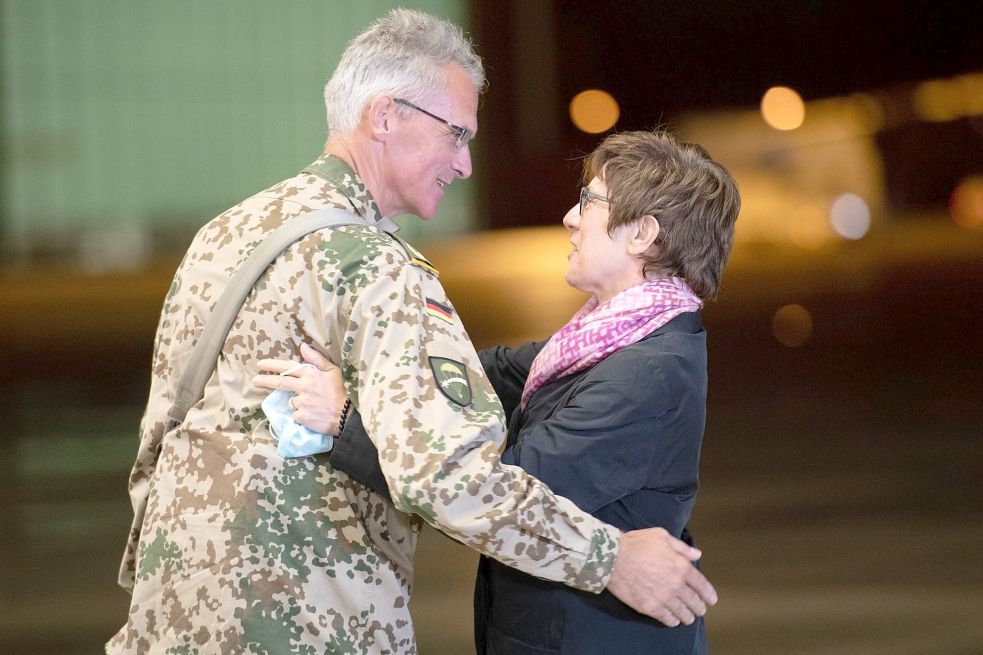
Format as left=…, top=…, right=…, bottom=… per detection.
left=404, top=242, right=439, bottom=275
left=410, top=257, right=439, bottom=276
left=429, top=356, right=472, bottom=406
left=426, top=297, right=455, bottom=324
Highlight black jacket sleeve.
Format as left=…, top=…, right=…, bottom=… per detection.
left=478, top=340, right=546, bottom=419
left=329, top=408, right=391, bottom=502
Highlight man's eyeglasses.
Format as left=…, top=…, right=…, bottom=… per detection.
left=579, top=186, right=609, bottom=215
left=394, top=98, right=473, bottom=150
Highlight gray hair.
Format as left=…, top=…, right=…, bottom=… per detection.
left=323, top=8, right=486, bottom=136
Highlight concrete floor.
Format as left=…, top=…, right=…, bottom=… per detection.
left=2, top=221, right=981, bottom=653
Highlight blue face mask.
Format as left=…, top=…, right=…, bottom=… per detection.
left=262, top=387, right=333, bottom=458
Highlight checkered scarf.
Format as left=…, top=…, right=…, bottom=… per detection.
left=520, top=277, right=702, bottom=410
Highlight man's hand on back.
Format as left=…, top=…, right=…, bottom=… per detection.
left=606, top=527, right=718, bottom=627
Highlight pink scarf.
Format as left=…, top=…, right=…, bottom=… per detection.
left=520, top=277, right=702, bottom=410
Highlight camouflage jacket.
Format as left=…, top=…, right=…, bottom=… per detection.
left=108, top=156, right=619, bottom=654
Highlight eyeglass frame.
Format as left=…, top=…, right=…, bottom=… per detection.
left=393, top=97, right=473, bottom=149
left=579, top=186, right=609, bottom=215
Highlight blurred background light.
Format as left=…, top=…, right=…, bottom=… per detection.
left=949, top=176, right=983, bottom=229
left=760, top=86, right=805, bottom=130
left=913, top=73, right=983, bottom=123
left=569, top=89, right=620, bottom=134
left=772, top=304, right=814, bottom=348
left=956, top=72, right=983, bottom=116
left=830, top=193, right=871, bottom=240
left=788, top=204, right=831, bottom=250
left=913, top=79, right=959, bottom=122
left=850, top=92, right=886, bottom=132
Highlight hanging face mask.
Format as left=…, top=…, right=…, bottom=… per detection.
left=261, top=364, right=333, bottom=458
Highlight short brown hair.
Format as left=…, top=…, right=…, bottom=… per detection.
left=584, top=130, right=741, bottom=299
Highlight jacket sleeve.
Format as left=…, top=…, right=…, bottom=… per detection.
left=478, top=341, right=546, bottom=418
left=337, top=258, right=620, bottom=592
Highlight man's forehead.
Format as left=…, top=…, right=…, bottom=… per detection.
left=441, top=66, right=479, bottom=128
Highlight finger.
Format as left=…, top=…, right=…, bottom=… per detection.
left=685, top=568, right=718, bottom=606
left=677, top=584, right=708, bottom=617
left=664, top=535, right=702, bottom=562
left=655, top=608, right=681, bottom=628
left=300, top=343, right=337, bottom=371
left=666, top=597, right=696, bottom=626
left=252, top=374, right=301, bottom=392
left=256, top=358, right=304, bottom=374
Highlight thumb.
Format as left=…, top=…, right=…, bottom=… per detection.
left=300, top=343, right=336, bottom=372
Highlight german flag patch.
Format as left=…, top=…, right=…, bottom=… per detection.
left=426, top=297, right=455, bottom=324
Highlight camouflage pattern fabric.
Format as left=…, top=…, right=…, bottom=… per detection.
left=108, top=156, right=620, bottom=654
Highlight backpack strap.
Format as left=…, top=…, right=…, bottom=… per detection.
left=165, top=207, right=358, bottom=432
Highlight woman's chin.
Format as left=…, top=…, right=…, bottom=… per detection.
left=563, top=272, right=585, bottom=294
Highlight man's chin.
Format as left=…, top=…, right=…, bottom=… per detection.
left=415, top=201, right=440, bottom=220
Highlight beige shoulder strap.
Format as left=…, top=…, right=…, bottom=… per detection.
left=165, top=207, right=357, bottom=432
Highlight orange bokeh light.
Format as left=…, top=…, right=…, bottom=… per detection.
left=569, top=89, right=620, bottom=134
left=772, top=304, right=813, bottom=348
left=949, top=176, right=983, bottom=229
left=760, top=86, right=805, bottom=131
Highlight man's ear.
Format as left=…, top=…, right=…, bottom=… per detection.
left=366, top=95, right=397, bottom=141
left=627, top=214, right=660, bottom=256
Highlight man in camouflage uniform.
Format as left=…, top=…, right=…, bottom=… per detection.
left=109, top=9, right=715, bottom=654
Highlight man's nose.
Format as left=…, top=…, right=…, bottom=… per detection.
left=453, top=144, right=472, bottom=179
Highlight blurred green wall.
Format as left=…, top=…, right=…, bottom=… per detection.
left=0, top=0, right=476, bottom=262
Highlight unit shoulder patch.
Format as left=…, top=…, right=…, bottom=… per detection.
left=429, top=356, right=472, bottom=406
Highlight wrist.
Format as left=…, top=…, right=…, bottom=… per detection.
left=571, top=525, right=621, bottom=593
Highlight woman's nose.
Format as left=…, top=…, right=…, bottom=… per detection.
left=562, top=205, right=579, bottom=230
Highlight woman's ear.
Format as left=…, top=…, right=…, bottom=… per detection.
left=627, top=214, right=660, bottom=256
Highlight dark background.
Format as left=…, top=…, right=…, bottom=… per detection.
left=474, top=0, right=982, bottom=226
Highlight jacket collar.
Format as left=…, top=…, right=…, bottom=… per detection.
left=302, top=155, right=399, bottom=234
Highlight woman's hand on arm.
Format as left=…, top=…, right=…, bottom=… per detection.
left=252, top=343, right=347, bottom=435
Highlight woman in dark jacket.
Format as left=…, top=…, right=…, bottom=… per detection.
left=471, top=131, right=739, bottom=654
left=474, top=316, right=709, bottom=654
left=260, top=130, right=740, bottom=653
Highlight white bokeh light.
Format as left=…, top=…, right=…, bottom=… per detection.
left=829, top=193, right=871, bottom=240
